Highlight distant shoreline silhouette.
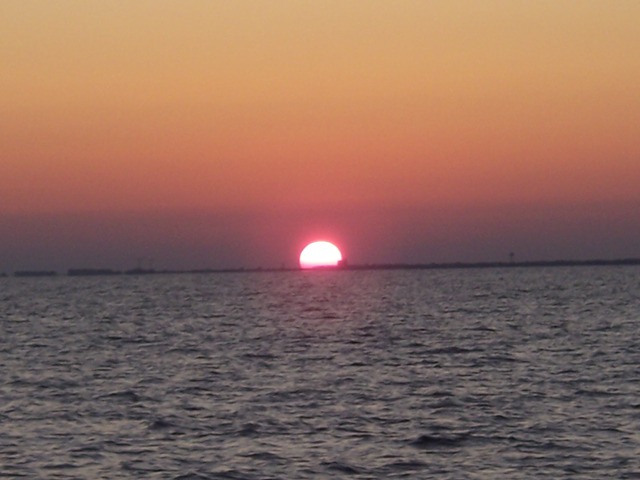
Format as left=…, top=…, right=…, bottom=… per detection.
left=4, top=258, right=640, bottom=277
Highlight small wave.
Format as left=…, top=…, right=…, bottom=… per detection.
left=430, top=398, right=462, bottom=409
left=237, top=422, right=260, bottom=437
left=98, top=389, right=141, bottom=402
left=209, top=468, right=253, bottom=479
left=429, top=389, right=456, bottom=398
left=465, top=325, right=497, bottom=332
left=42, top=462, right=79, bottom=470
left=173, top=385, right=211, bottom=395
left=173, top=473, right=213, bottom=480
left=105, top=334, right=125, bottom=341
left=148, top=418, right=174, bottom=430
left=425, top=346, right=479, bottom=355
left=410, top=433, right=469, bottom=449
left=240, top=451, right=286, bottom=462
left=242, top=352, right=277, bottom=360
left=575, top=388, right=623, bottom=398
left=323, top=461, right=362, bottom=475
left=166, top=346, right=203, bottom=355
left=69, top=443, right=102, bottom=453
left=485, top=354, right=521, bottom=364
left=383, top=460, right=429, bottom=471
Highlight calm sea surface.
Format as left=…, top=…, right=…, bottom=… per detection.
left=1, top=267, right=639, bottom=479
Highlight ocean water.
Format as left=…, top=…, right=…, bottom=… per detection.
left=1, top=266, right=639, bottom=479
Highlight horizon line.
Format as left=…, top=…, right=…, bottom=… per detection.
left=4, top=257, right=640, bottom=278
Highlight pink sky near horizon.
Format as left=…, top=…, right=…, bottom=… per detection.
left=2, top=1, right=640, bottom=271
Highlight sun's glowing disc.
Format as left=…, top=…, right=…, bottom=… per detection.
left=299, top=241, right=343, bottom=269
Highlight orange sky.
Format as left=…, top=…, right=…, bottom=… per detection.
left=2, top=1, right=640, bottom=270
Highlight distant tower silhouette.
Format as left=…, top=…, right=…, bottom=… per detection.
left=509, top=252, right=515, bottom=263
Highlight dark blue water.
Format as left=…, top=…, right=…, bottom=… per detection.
left=1, top=267, right=639, bottom=479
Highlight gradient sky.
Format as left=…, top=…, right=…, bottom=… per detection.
left=2, top=1, right=640, bottom=271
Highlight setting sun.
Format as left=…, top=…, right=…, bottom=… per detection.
left=299, top=241, right=343, bottom=269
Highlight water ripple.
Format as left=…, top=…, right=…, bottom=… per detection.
left=1, top=267, right=640, bottom=478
